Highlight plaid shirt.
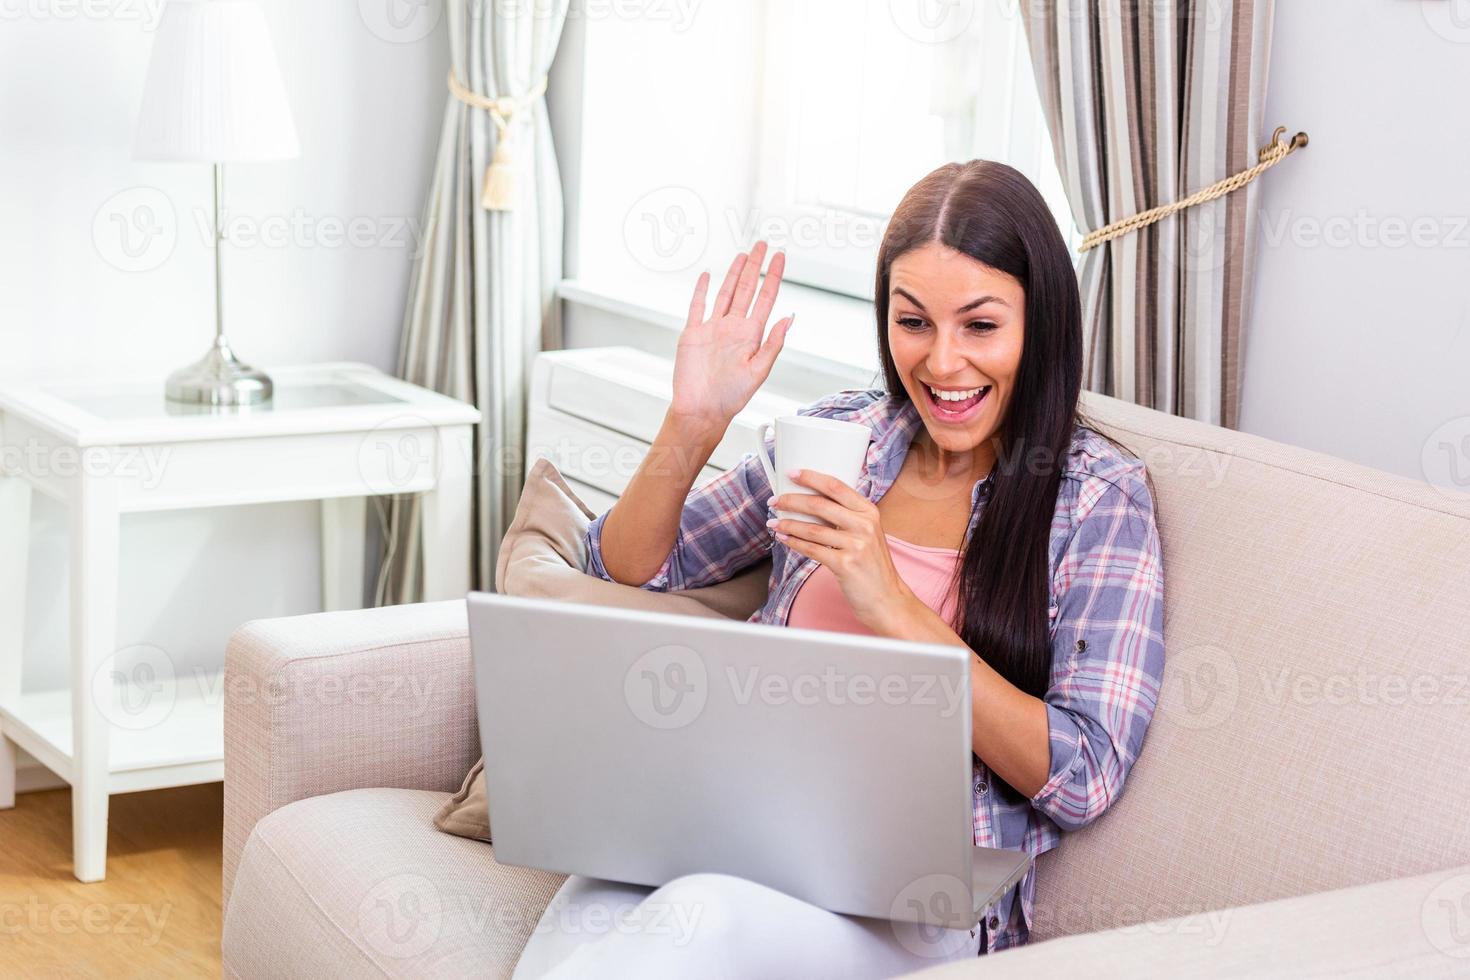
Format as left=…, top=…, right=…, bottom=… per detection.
left=583, top=389, right=1166, bottom=954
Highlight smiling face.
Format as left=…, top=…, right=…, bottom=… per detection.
left=886, top=240, right=1026, bottom=469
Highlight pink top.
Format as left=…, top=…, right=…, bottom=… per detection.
left=786, top=534, right=962, bottom=635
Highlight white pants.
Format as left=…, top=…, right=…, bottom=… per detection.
left=511, top=873, right=981, bottom=980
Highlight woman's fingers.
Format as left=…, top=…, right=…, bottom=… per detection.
left=749, top=249, right=785, bottom=325
left=791, top=470, right=872, bottom=513
left=752, top=315, right=792, bottom=377
left=712, top=252, right=747, bottom=319
left=771, top=516, right=844, bottom=550
left=685, top=270, right=711, bottom=330
left=728, top=240, right=769, bottom=318
left=771, top=486, right=852, bottom=528
left=774, top=530, right=839, bottom=566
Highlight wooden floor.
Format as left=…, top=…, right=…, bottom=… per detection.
left=0, top=783, right=223, bottom=979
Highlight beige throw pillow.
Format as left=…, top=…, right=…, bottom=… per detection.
left=433, top=457, right=771, bottom=841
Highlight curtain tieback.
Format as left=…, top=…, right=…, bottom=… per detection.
left=1079, top=127, right=1309, bottom=253
left=447, top=71, right=549, bottom=211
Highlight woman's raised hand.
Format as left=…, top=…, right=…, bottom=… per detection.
left=670, top=241, right=793, bottom=432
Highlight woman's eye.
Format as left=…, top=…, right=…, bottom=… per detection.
left=967, top=320, right=999, bottom=333
left=897, top=316, right=927, bottom=332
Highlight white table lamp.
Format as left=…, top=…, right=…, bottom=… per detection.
left=134, top=0, right=300, bottom=406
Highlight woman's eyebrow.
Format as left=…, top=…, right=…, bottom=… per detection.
left=957, top=295, right=1010, bottom=312
left=892, top=287, right=1010, bottom=313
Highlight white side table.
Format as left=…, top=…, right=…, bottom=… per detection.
left=0, top=363, right=479, bottom=882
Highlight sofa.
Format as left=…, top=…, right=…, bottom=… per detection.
left=220, top=390, right=1470, bottom=978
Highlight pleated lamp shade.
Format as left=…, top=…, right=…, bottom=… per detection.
left=134, top=0, right=300, bottom=162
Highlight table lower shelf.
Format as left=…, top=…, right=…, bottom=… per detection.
left=0, top=671, right=225, bottom=794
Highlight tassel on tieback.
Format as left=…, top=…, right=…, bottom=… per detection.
left=447, top=70, right=549, bottom=212
left=481, top=120, right=517, bottom=211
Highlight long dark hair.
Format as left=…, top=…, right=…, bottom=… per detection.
left=875, top=160, right=1082, bottom=702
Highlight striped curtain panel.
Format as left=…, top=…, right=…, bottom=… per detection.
left=1023, top=0, right=1276, bottom=427
left=374, top=0, right=570, bottom=605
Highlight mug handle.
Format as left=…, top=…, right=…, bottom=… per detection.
left=755, top=421, right=778, bottom=492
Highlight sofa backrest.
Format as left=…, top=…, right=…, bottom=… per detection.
left=1029, top=392, right=1470, bottom=940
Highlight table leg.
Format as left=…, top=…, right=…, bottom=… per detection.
left=69, top=477, right=119, bottom=883
left=0, top=476, right=32, bottom=810
left=420, top=425, right=473, bottom=602
left=321, top=496, right=367, bottom=611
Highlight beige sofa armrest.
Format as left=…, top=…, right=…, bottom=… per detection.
left=907, top=863, right=1470, bottom=978
left=222, top=600, right=478, bottom=912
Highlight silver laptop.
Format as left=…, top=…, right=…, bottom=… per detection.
left=467, top=592, right=1031, bottom=928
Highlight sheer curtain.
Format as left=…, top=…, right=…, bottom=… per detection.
left=376, top=0, right=570, bottom=605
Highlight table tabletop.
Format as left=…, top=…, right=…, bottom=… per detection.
left=0, top=363, right=479, bottom=447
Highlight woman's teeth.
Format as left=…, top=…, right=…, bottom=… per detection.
left=924, top=383, right=991, bottom=417
left=927, top=384, right=987, bottom=402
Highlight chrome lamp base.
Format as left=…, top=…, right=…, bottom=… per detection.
left=164, top=337, right=273, bottom=406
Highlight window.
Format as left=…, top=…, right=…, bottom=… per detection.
left=752, top=0, right=1078, bottom=298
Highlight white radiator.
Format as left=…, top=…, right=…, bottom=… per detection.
left=526, top=347, right=802, bottom=513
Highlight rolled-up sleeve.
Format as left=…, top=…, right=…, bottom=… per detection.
left=1030, top=477, right=1165, bottom=833
left=583, top=440, right=776, bottom=592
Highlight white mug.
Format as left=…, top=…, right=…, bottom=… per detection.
left=755, top=415, right=873, bottom=524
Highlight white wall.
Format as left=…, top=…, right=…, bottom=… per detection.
left=0, top=2, right=447, bottom=708
left=1242, top=0, right=1470, bottom=489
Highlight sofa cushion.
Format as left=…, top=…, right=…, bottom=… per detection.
left=435, top=457, right=773, bottom=842
left=494, top=456, right=770, bottom=620
left=433, top=758, right=491, bottom=843
left=1029, top=393, right=1470, bottom=939
left=223, top=787, right=565, bottom=979
left=911, top=861, right=1470, bottom=978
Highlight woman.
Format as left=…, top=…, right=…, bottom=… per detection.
left=513, top=161, right=1165, bottom=977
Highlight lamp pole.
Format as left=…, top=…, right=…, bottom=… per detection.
left=163, top=162, right=274, bottom=406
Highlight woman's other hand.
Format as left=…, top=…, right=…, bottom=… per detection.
left=670, top=241, right=794, bottom=433
left=769, top=470, right=916, bottom=634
